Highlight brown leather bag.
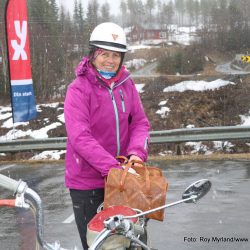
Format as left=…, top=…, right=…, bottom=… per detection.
left=103, top=156, right=168, bottom=221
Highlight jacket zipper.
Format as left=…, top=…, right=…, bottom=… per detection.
left=109, top=88, right=120, bottom=156
left=119, top=90, right=126, bottom=112
left=98, top=75, right=130, bottom=156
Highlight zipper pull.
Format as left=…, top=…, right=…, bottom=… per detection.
left=120, top=90, right=126, bottom=112
left=110, top=90, right=114, bottom=100
left=119, top=89, right=124, bottom=101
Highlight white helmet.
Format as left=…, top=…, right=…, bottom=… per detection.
left=89, top=22, right=128, bottom=52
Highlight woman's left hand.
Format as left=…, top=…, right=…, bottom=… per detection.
left=128, top=155, right=143, bottom=167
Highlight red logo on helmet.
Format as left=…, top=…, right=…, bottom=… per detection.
left=112, top=34, right=118, bottom=41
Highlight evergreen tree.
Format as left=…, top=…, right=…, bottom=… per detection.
left=127, top=0, right=137, bottom=26
left=73, top=0, right=79, bottom=26
left=165, top=2, right=174, bottom=26
left=146, top=0, right=155, bottom=26
left=155, top=0, right=163, bottom=26
left=200, top=0, right=212, bottom=28
left=226, top=1, right=243, bottom=50
left=28, top=0, right=63, bottom=100
left=193, top=0, right=200, bottom=27
left=175, top=0, right=185, bottom=26
left=186, top=0, right=195, bottom=25
left=137, top=0, right=146, bottom=27
left=120, top=0, right=127, bottom=27
left=78, top=1, right=87, bottom=53
left=100, top=3, right=111, bottom=22
left=86, top=0, right=99, bottom=35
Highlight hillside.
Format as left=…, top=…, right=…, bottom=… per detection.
left=1, top=48, right=250, bottom=160
left=137, top=74, right=250, bottom=154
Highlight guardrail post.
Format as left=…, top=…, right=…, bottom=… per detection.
left=11, top=152, right=16, bottom=161
left=176, top=143, right=182, bottom=155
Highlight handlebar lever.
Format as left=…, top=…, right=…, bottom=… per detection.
left=15, top=193, right=30, bottom=209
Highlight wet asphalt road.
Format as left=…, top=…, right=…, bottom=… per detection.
left=0, top=160, right=250, bottom=250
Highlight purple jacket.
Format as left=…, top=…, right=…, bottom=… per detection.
left=64, top=57, right=150, bottom=190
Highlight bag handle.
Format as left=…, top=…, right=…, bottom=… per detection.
left=119, top=160, right=151, bottom=195
left=116, top=155, right=129, bottom=164
left=117, top=156, right=145, bottom=167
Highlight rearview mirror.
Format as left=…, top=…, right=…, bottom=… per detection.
left=182, top=179, right=211, bottom=203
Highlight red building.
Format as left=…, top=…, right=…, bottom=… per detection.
left=127, top=25, right=168, bottom=43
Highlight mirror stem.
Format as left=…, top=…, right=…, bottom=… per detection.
left=124, top=195, right=197, bottom=219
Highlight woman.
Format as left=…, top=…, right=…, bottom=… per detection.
left=64, top=22, right=150, bottom=249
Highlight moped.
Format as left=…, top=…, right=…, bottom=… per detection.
left=0, top=173, right=211, bottom=250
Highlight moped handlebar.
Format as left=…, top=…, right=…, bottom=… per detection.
left=89, top=179, right=211, bottom=249
left=0, top=173, right=211, bottom=250
left=0, top=173, right=57, bottom=250
left=0, top=173, right=27, bottom=194
left=88, top=196, right=198, bottom=249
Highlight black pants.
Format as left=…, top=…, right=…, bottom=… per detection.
left=70, top=188, right=104, bottom=250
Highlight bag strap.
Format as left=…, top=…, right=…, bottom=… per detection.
left=119, top=160, right=151, bottom=195
left=119, top=161, right=131, bottom=191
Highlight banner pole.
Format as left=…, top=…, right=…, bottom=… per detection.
left=4, top=0, right=14, bottom=126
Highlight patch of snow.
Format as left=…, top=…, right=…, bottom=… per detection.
left=239, top=114, right=250, bottom=125
left=125, top=58, right=147, bottom=70
left=163, top=79, right=235, bottom=92
left=0, top=122, right=62, bottom=141
left=39, top=102, right=60, bottom=108
left=128, top=44, right=152, bottom=52
left=58, top=113, right=65, bottom=123
left=158, top=100, right=168, bottom=106
left=156, top=106, right=170, bottom=118
left=135, top=84, right=145, bottom=93
left=30, top=150, right=66, bottom=160
left=186, top=124, right=195, bottom=128
left=213, top=141, right=235, bottom=152
left=158, top=150, right=173, bottom=156
left=185, top=141, right=208, bottom=154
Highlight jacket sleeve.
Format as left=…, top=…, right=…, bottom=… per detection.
left=126, top=81, right=150, bottom=161
left=64, top=79, right=120, bottom=177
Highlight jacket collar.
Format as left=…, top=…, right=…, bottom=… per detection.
left=75, top=57, right=130, bottom=87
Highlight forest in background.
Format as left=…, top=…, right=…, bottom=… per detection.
left=0, top=0, right=250, bottom=102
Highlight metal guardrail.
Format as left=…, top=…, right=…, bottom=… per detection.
left=0, top=137, right=67, bottom=153
left=0, top=126, right=250, bottom=153
left=150, top=125, right=250, bottom=143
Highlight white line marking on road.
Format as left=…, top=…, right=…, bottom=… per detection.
left=63, top=213, right=75, bottom=224
left=0, top=164, right=16, bottom=171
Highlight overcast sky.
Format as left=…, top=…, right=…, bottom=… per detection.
left=57, top=0, right=121, bottom=15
